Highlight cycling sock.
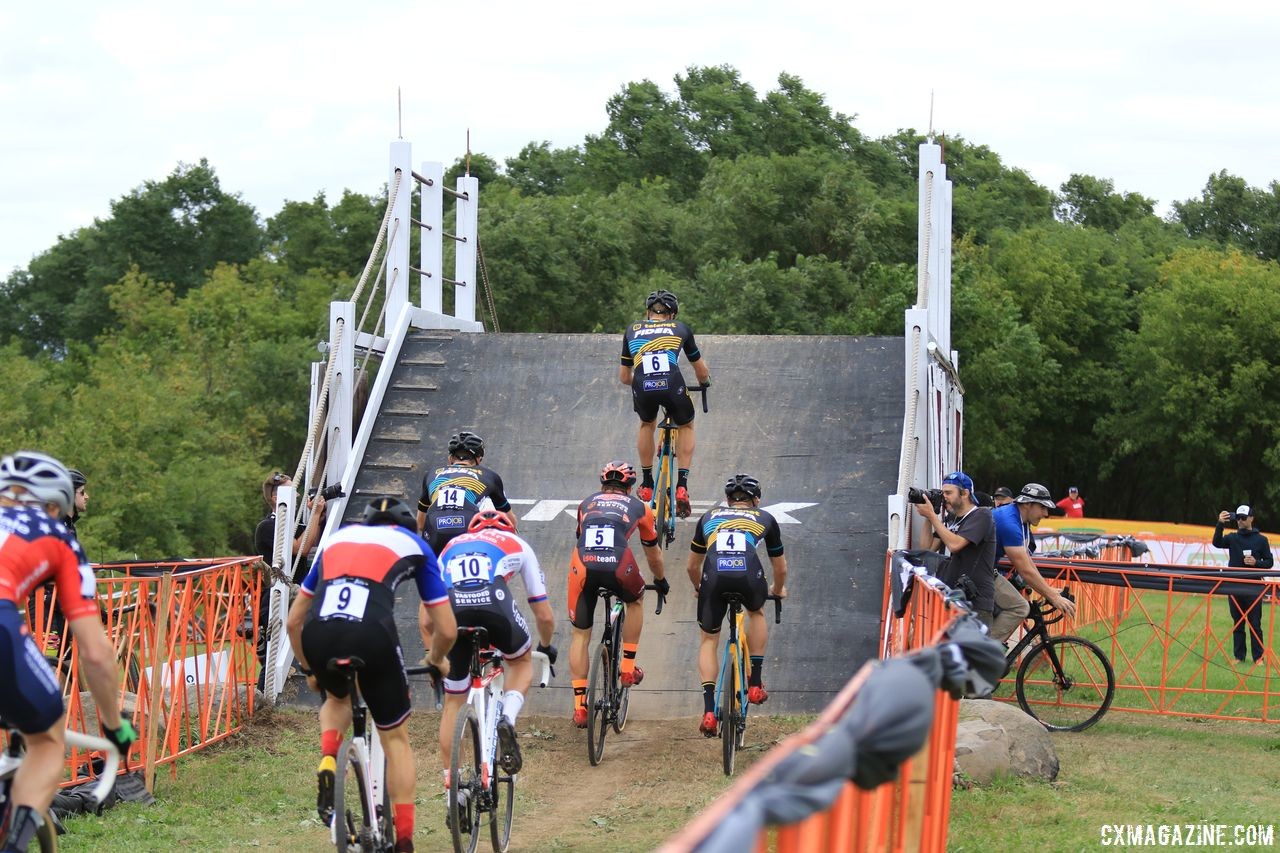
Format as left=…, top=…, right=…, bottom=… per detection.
left=321, top=728, right=341, bottom=758
left=502, top=690, right=524, bottom=725
left=621, top=643, right=638, bottom=676
left=749, top=656, right=764, bottom=687
left=572, top=679, right=588, bottom=710
left=2, top=805, right=42, bottom=851
left=678, top=469, right=689, bottom=488
left=702, top=682, right=715, bottom=714
left=641, top=467, right=653, bottom=487
left=394, top=802, right=414, bottom=844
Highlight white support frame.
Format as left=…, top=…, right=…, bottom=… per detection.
left=419, top=161, right=444, bottom=314
left=453, top=174, right=479, bottom=324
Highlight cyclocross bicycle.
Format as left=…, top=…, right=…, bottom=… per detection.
left=1003, top=583, right=1116, bottom=732
left=447, top=626, right=552, bottom=853
left=713, top=593, right=782, bottom=776
left=325, top=658, right=437, bottom=853
left=651, top=383, right=709, bottom=548
left=585, top=583, right=666, bottom=766
left=0, top=720, right=121, bottom=852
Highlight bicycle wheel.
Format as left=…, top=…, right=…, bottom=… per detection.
left=586, top=642, right=609, bottom=765
left=653, top=453, right=673, bottom=547
left=489, top=743, right=516, bottom=853
left=35, top=814, right=56, bottom=853
left=721, top=644, right=739, bottom=776
left=611, top=611, right=631, bottom=733
left=1015, top=635, right=1115, bottom=732
left=448, top=706, right=483, bottom=853
left=332, top=739, right=372, bottom=852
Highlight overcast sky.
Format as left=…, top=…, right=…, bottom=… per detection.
left=3, top=1, right=1278, bottom=274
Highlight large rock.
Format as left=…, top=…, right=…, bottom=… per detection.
left=953, top=699, right=1059, bottom=785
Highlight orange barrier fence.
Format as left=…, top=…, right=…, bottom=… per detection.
left=25, top=558, right=261, bottom=790
left=664, top=571, right=964, bottom=853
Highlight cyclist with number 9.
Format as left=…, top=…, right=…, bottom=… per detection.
left=568, top=461, right=668, bottom=726
left=687, top=474, right=788, bottom=736
left=287, top=497, right=457, bottom=853
left=0, top=451, right=137, bottom=852
left=620, top=290, right=711, bottom=517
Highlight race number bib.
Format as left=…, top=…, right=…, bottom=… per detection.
left=716, top=530, right=748, bottom=553
left=435, top=486, right=466, bottom=509
left=447, top=553, right=494, bottom=586
left=641, top=352, right=670, bottom=374
left=319, top=581, right=369, bottom=620
left=585, top=525, right=616, bottom=550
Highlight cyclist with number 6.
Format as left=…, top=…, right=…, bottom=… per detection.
left=0, top=451, right=137, bottom=853
left=620, top=290, right=711, bottom=517
left=568, top=461, right=668, bottom=726
left=287, top=497, right=457, bottom=853
left=687, top=474, right=788, bottom=736
left=436, top=510, right=556, bottom=782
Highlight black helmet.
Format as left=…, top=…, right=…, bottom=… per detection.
left=645, top=290, right=679, bottom=317
left=68, top=469, right=87, bottom=490
left=362, top=497, right=416, bottom=530
left=448, top=431, right=485, bottom=460
left=724, top=474, right=762, bottom=501
left=600, top=460, right=637, bottom=490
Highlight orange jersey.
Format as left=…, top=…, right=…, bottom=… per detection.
left=0, top=505, right=98, bottom=621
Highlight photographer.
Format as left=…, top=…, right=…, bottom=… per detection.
left=912, top=472, right=996, bottom=627
left=1213, top=504, right=1272, bottom=664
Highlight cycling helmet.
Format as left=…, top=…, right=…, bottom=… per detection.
left=724, top=474, right=762, bottom=502
left=468, top=510, right=516, bottom=534
left=645, top=290, right=679, bottom=317
left=448, top=431, right=485, bottom=460
left=362, top=497, right=417, bottom=530
left=0, top=451, right=74, bottom=516
left=600, top=460, right=637, bottom=490
left=68, top=469, right=87, bottom=490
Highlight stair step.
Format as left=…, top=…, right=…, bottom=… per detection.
left=392, top=379, right=439, bottom=391
left=400, top=354, right=447, bottom=366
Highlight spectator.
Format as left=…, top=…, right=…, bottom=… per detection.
left=992, top=486, right=1014, bottom=507
left=989, top=483, right=1076, bottom=643
left=1056, top=486, right=1085, bottom=518
left=1213, top=504, right=1272, bottom=665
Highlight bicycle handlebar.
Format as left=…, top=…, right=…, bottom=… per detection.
left=765, top=594, right=784, bottom=624
left=690, top=382, right=710, bottom=413
left=644, top=583, right=667, bottom=615
left=406, top=663, right=444, bottom=710
left=530, top=650, right=553, bottom=688
left=65, top=730, right=120, bottom=806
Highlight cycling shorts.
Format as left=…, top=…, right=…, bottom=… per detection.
left=301, top=617, right=411, bottom=730
left=697, top=562, right=767, bottom=634
left=632, top=381, right=695, bottom=427
left=444, top=579, right=533, bottom=693
left=0, top=602, right=64, bottom=734
left=567, top=551, right=645, bottom=630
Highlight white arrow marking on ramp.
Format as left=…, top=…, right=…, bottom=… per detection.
left=519, top=500, right=581, bottom=521
left=761, top=502, right=818, bottom=524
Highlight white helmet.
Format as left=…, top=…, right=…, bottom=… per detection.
left=0, top=451, right=74, bottom=516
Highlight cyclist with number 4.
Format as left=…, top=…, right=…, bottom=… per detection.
left=436, top=510, right=556, bottom=783
left=620, top=290, right=711, bottom=517
left=568, top=461, right=668, bottom=726
left=0, top=451, right=137, bottom=853
left=688, top=474, right=788, bottom=736
left=287, top=497, right=457, bottom=853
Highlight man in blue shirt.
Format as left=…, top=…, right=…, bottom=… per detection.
left=989, top=483, right=1076, bottom=642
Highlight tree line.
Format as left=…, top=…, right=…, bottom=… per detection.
left=3, top=65, right=1280, bottom=560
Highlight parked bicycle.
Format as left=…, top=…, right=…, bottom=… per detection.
left=712, top=593, right=782, bottom=775
left=650, top=383, right=709, bottom=548
left=585, top=583, right=666, bottom=766
left=446, top=626, right=552, bottom=853
left=0, top=720, right=121, bottom=853
left=1004, top=584, right=1115, bottom=731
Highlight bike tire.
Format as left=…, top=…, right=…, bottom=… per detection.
left=332, top=739, right=372, bottom=853
left=448, top=706, right=483, bottom=853
left=1015, top=635, right=1115, bottom=732
left=653, top=454, right=673, bottom=548
left=489, top=744, right=515, bottom=853
left=721, top=644, right=739, bottom=776
left=611, top=609, right=631, bottom=733
left=586, top=642, right=609, bottom=765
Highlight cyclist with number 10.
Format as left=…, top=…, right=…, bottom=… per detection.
left=688, top=475, right=788, bottom=736
left=620, top=290, right=711, bottom=518
left=288, top=497, right=456, bottom=853
left=568, top=461, right=669, bottom=727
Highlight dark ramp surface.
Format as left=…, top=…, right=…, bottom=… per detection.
left=344, top=331, right=901, bottom=717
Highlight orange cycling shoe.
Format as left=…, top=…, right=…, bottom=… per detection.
left=675, top=486, right=691, bottom=517
left=620, top=665, right=644, bottom=687
left=748, top=685, right=769, bottom=705
left=638, top=484, right=654, bottom=503
left=700, top=712, right=718, bottom=737
left=572, top=706, right=588, bottom=728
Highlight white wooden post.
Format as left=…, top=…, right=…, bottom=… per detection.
left=454, top=174, right=479, bottom=324
left=329, top=301, right=356, bottom=490
left=419, top=161, right=444, bottom=314
left=386, top=142, right=412, bottom=326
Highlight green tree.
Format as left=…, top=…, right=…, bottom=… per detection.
left=1056, top=174, right=1156, bottom=232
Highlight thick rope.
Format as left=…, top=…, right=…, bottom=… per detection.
left=477, top=236, right=499, bottom=332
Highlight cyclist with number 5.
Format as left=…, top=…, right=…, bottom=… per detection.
left=568, top=461, right=668, bottom=726
left=436, top=510, right=556, bottom=782
left=0, top=451, right=137, bottom=852
left=620, top=290, right=711, bottom=517
left=287, top=497, right=457, bottom=853
left=687, top=474, right=788, bottom=736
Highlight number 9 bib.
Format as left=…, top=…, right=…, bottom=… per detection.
left=319, top=580, right=370, bottom=620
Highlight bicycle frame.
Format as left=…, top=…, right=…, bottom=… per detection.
left=713, top=607, right=750, bottom=729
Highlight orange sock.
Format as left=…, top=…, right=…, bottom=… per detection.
left=321, top=729, right=340, bottom=758
left=394, top=803, right=414, bottom=844
left=572, top=679, right=587, bottom=710
left=621, top=643, right=638, bottom=676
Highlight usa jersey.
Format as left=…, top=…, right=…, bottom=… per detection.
left=437, top=530, right=548, bottom=603
left=690, top=505, right=784, bottom=573
left=0, top=505, right=97, bottom=621
left=300, top=524, right=445, bottom=625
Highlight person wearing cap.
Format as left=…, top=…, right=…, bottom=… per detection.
left=915, top=472, right=996, bottom=626
left=1056, top=486, right=1085, bottom=518
left=1213, top=504, right=1272, bottom=664
left=992, top=486, right=1014, bottom=507
left=989, top=483, right=1077, bottom=642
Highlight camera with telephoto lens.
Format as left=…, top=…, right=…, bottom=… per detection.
left=319, top=484, right=345, bottom=501
left=908, top=487, right=945, bottom=513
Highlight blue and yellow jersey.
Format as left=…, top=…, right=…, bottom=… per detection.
left=690, top=506, right=785, bottom=559
left=620, top=319, right=702, bottom=376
